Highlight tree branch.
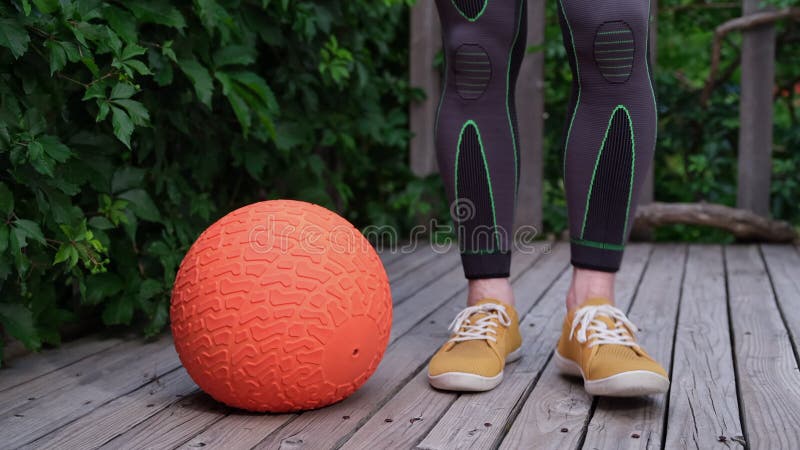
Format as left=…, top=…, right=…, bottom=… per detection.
left=633, top=202, right=798, bottom=243
left=701, top=7, right=800, bottom=106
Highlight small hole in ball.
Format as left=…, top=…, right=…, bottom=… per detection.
left=352, top=348, right=359, bottom=357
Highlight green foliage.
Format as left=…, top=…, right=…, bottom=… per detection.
left=0, top=0, right=436, bottom=360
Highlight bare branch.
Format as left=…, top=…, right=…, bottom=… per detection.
left=701, top=7, right=800, bottom=106
left=633, top=202, right=798, bottom=243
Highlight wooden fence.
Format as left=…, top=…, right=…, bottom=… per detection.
left=409, top=0, right=780, bottom=229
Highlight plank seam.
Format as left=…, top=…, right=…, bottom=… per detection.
left=758, top=245, right=800, bottom=367
left=660, top=244, right=690, bottom=450
left=723, top=246, right=750, bottom=448
left=22, top=365, right=187, bottom=449
left=393, top=253, right=463, bottom=307
left=0, top=338, right=128, bottom=394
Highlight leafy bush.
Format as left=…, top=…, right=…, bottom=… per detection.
left=0, top=0, right=437, bottom=361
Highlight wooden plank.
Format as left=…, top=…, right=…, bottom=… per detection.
left=23, top=368, right=196, bottom=450
left=0, top=334, right=179, bottom=448
left=99, top=392, right=226, bottom=449
left=386, top=244, right=441, bottom=285
left=514, top=0, right=545, bottom=233
left=342, top=244, right=572, bottom=450
left=0, top=335, right=124, bottom=392
left=0, top=335, right=174, bottom=416
left=409, top=0, right=441, bottom=176
left=737, top=0, right=775, bottom=215
left=384, top=243, right=427, bottom=273
left=419, top=244, right=651, bottom=450
left=760, top=244, right=800, bottom=354
left=500, top=245, right=653, bottom=449
left=390, top=248, right=461, bottom=306
left=725, top=245, right=800, bottom=449
left=581, top=244, right=685, bottom=449
left=664, top=246, right=744, bottom=448
left=250, top=245, right=553, bottom=449
left=389, top=264, right=466, bottom=343
left=178, top=412, right=294, bottom=450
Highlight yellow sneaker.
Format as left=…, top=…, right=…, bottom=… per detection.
left=428, top=299, right=522, bottom=391
left=555, top=298, right=669, bottom=396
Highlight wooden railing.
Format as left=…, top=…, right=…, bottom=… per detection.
left=409, top=0, right=782, bottom=228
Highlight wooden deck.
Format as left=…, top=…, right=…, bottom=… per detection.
left=2, top=243, right=800, bottom=450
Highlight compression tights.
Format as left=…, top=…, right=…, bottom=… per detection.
left=435, top=0, right=657, bottom=278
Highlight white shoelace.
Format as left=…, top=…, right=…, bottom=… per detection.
left=447, top=303, right=511, bottom=343
left=569, top=304, right=639, bottom=348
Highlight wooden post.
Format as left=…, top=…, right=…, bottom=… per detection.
left=737, top=0, right=775, bottom=216
left=409, top=2, right=441, bottom=177
left=514, top=0, right=546, bottom=234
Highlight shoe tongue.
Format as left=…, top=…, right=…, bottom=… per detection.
left=575, top=298, right=622, bottom=338
left=475, top=298, right=505, bottom=307
left=581, top=297, right=613, bottom=307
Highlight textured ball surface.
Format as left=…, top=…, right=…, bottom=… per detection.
left=170, top=200, right=392, bottom=412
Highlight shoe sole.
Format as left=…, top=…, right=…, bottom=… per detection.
left=427, top=347, right=523, bottom=392
left=553, top=351, right=670, bottom=397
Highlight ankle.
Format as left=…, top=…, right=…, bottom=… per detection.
left=565, top=267, right=616, bottom=311
left=467, top=278, right=515, bottom=307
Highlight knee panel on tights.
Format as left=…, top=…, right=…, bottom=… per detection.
left=435, top=0, right=527, bottom=279
left=558, top=0, right=657, bottom=272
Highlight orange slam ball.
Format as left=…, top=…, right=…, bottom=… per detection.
left=170, top=200, right=392, bottom=412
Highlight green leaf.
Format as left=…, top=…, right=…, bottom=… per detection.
left=110, top=83, right=136, bottom=100
left=82, top=83, right=106, bottom=101
left=213, top=45, right=256, bottom=68
left=230, top=71, right=279, bottom=113
left=85, top=272, right=124, bottom=304
left=114, top=99, right=150, bottom=126
left=120, top=43, right=147, bottom=60
left=32, top=0, right=59, bottom=13
left=0, top=304, right=41, bottom=351
left=45, top=41, right=67, bottom=74
left=138, top=279, right=162, bottom=302
left=53, top=243, right=78, bottom=267
left=0, top=224, right=8, bottom=253
left=13, top=219, right=46, bottom=246
left=0, top=19, right=30, bottom=59
left=178, top=58, right=214, bottom=107
left=118, top=188, right=161, bottom=222
left=216, top=72, right=251, bottom=136
left=27, top=140, right=54, bottom=176
left=0, top=182, right=13, bottom=215
left=39, top=135, right=72, bottom=162
left=88, top=216, right=115, bottom=230
left=110, top=106, right=134, bottom=148
left=144, top=300, right=168, bottom=337
left=102, top=297, right=134, bottom=325
left=122, top=59, right=151, bottom=76
left=104, top=5, right=138, bottom=43
left=112, top=167, right=145, bottom=193
left=127, top=2, right=186, bottom=29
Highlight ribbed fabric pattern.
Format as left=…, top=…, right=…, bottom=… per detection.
left=454, top=45, right=491, bottom=100
left=593, top=21, right=635, bottom=83
left=583, top=109, right=634, bottom=245
left=452, top=0, right=488, bottom=19
left=457, top=123, right=496, bottom=253
left=433, top=0, right=525, bottom=278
